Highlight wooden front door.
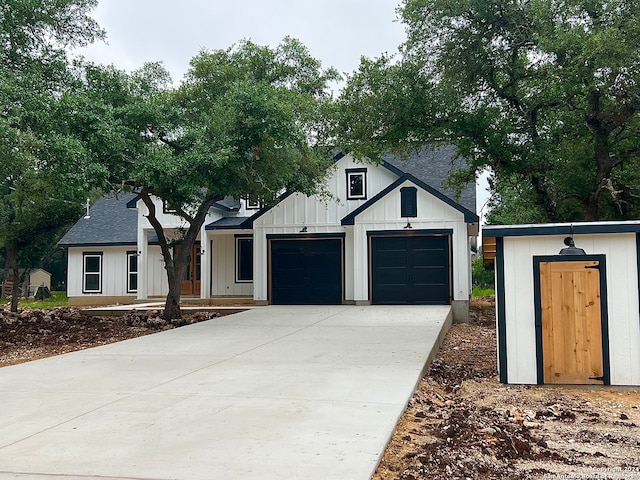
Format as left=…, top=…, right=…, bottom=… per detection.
left=538, top=259, right=606, bottom=384
left=179, top=243, right=201, bottom=296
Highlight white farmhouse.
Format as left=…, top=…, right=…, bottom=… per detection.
left=59, top=147, right=479, bottom=321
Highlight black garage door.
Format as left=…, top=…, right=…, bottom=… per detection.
left=371, top=235, right=451, bottom=305
left=270, top=238, right=343, bottom=304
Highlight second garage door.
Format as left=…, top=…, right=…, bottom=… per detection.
left=371, top=235, right=451, bottom=305
left=270, top=238, right=343, bottom=304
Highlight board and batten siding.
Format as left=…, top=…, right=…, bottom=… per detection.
left=253, top=155, right=398, bottom=303
left=500, top=233, right=640, bottom=385
left=350, top=179, right=471, bottom=303
left=253, top=155, right=473, bottom=305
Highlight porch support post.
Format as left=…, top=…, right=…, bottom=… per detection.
left=137, top=228, right=148, bottom=301
left=200, top=224, right=210, bottom=299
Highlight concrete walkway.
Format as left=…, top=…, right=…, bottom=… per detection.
left=0, top=305, right=451, bottom=480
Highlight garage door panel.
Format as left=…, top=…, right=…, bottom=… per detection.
left=377, top=237, right=407, bottom=250
left=413, top=250, right=447, bottom=266
left=371, top=235, right=450, bottom=305
left=377, top=266, right=409, bottom=284
left=375, top=253, right=408, bottom=269
left=414, top=267, right=448, bottom=285
left=271, top=239, right=342, bottom=305
left=373, top=285, right=411, bottom=304
left=413, top=284, right=449, bottom=305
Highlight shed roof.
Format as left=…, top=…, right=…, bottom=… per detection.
left=483, top=221, right=640, bottom=238
left=481, top=220, right=640, bottom=264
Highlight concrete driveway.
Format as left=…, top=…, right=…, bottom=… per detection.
left=0, top=305, right=451, bottom=480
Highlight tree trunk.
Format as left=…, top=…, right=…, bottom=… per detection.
left=163, top=280, right=183, bottom=321
left=136, top=190, right=222, bottom=320
left=161, top=252, right=190, bottom=320
left=584, top=132, right=620, bottom=221
left=530, top=174, right=559, bottom=222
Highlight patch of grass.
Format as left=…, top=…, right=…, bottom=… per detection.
left=472, top=287, right=495, bottom=297
left=17, top=291, right=68, bottom=309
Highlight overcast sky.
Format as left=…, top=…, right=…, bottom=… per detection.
left=77, top=0, right=406, bottom=84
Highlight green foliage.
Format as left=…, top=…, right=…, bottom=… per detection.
left=336, top=0, right=640, bottom=222
left=154, top=38, right=340, bottom=206
left=472, top=257, right=495, bottom=290
left=81, top=38, right=339, bottom=318
left=14, top=291, right=68, bottom=309
left=0, top=0, right=104, bottom=311
left=472, top=287, right=495, bottom=298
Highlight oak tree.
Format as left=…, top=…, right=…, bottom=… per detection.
left=336, top=0, right=640, bottom=222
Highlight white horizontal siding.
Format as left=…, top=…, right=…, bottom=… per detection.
left=147, top=247, right=169, bottom=296
left=67, top=246, right=136, bottom=297
left=67, top=245, right=168, bottom=298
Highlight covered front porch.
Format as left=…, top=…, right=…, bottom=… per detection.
left=135, top=220, right=254, bottom=303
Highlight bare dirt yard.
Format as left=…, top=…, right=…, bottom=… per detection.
left=0, top=306, right=217, bottom=367
left=373, top=297, right=640, bottom=479
left=1, top=299, right=640, bottom=479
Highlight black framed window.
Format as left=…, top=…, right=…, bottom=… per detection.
left=346, top=168, right=367, bottom=200
left=163, top=200, right=178, bottom=214
left=236, top=237, right=253, bottom=282
left=401, top=186, right=417, bottom=218
left=245, top=196, right=261, bottom=210
left=127, top=251, right=138, bottom=293
left=83, top=252, right=102, bottom=293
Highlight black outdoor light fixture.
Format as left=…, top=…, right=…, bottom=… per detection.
left=559, top=225, right=586, bottom=255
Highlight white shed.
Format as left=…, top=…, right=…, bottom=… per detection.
left=29, top=268, right=52, bottom=295
left=483, top=221, right=640, bottom=387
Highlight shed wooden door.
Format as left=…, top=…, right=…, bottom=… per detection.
left=539, top=260, right=604, bottom=384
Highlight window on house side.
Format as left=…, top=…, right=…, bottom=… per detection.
left=245, top=196, right=261, bottom=210
left=127, top=252, right=138, bottom=293
left=163, top=200, right=178, bottom=214
left=346, top=169, right=367, bottom=200
left=401, top=186, right=418, bottom=218
left=83, top=252, right=102, bottom=293
left=236, top=237, right=253, bottom=282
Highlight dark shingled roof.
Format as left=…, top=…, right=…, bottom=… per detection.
left=205, top=217, right=252, bottom=230
left=58, top=193, right=158, bottom=247
left=382, top=145, right=476, bottom=213
left=213, top=196, right=241, bottom=211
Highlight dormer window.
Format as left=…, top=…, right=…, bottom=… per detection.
left=245, top=196, right=261, bottom=210
left=346, top=168, right=367, bottom=200
left=163, top=200, right=178, bottom=214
